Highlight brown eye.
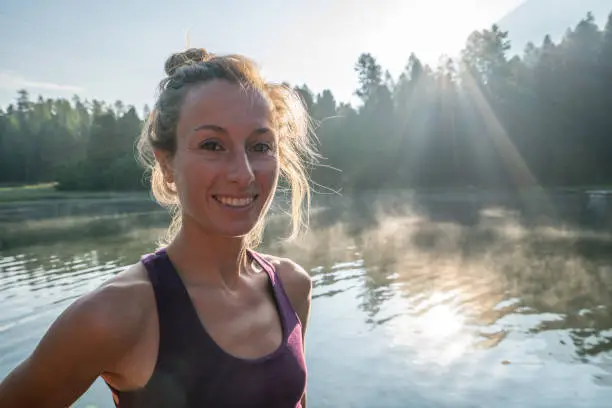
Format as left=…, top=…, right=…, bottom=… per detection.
left=199, top=140, right=224, bottom=151
left=252, top=142, right=273, bottom=153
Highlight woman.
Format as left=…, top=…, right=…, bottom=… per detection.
left=0, top=48, right=318, bottom=408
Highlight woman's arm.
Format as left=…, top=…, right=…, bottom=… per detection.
left=0, top=273, right=148, bottom=408
left=296, top=279, right=311, bottom=408
left=269, top=257, right=312, bottom=408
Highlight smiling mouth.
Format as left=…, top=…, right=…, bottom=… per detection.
left=213, top=195, right=259, bottom=208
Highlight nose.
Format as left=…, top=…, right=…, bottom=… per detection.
left=227, top=149, right=255, bottom=187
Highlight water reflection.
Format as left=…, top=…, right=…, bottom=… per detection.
left=268, top=191, right=612, bottom=370
left=1, top=191, right=612, bottom=407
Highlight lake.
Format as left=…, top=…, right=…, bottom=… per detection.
left=1, top=189, right=612, bottom=407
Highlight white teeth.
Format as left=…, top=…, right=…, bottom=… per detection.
left=216, top=196, right=255, bottom=207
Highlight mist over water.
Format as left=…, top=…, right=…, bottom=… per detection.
left=1, top=190, right=611, bottom=407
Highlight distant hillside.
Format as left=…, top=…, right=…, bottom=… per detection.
left=498, top=0, right=611, bottom=54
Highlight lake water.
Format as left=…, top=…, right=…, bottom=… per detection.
left=1, top=190, right=612, bottom=407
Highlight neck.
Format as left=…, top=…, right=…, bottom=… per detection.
left=164, top=217, right=251, bottom=288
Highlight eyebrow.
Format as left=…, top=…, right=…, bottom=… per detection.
left=193, top=124, right=226, bottom=133
left=192, top=124, right=273, bottom=137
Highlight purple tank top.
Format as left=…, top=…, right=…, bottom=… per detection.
left=105, top=248, right=307, bottom=408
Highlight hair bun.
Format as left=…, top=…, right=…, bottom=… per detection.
left=164, top=48, right=211, bottom=76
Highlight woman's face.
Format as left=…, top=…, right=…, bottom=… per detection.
left=159, top=79, right=279, bottom=239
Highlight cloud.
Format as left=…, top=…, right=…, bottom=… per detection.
left=0, top=70, right=84, bottom=93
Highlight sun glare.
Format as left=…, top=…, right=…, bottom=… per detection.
left=388, top=291, right=475, bottom=366
left=367, top=0, right=524, bottom=69
left=419, top=303, right=465, bottom=338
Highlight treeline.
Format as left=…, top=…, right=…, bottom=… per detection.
left=1, top=11, right=612, bottom=191
left=0, top=96, right=146, bottom=190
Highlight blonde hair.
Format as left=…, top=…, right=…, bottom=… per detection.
left=137, top=48, right=318, bottom=249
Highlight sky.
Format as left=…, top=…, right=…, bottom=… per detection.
left=0, top=0, right=526, bottom=112
left=499, top=0, right=612, bottom=53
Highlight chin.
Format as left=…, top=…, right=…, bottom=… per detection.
left=214, top=221, right=260, bottom=239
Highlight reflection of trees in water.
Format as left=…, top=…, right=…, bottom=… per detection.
left=1, top=210, right=169, bottom=250
left=3, top=190, right=611, bottom=359
left=271, top=191, right=612, bottom=360
left=355, top=264, right=395, bottom=324
left=0, top=228, right=162, bottom=293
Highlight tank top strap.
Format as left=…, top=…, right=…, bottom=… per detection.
left=246, top=250, right=277, bottom=284
left=247, top=250, right=301, bottom=327
left=140, top=249, right=204, bottom=354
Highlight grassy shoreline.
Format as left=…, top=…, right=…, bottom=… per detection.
left=0, top=183, right=149, bottom=204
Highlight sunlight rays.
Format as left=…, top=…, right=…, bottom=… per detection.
left=460, top=70, right=538, bottom=188
left=392, top=71, right=436, bottom=182
left=457, top=67, right=557, bottom=220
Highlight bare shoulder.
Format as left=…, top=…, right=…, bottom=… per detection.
left=88, top=261, right=154, bottom=333
left=260, top=254, right=312, bottom=308
left=37, top=260, right=153, bottom=360
left=0, top=260, right=154, bottom=407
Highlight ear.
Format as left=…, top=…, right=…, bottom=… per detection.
left=153, top=149, right=175, bottom=184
